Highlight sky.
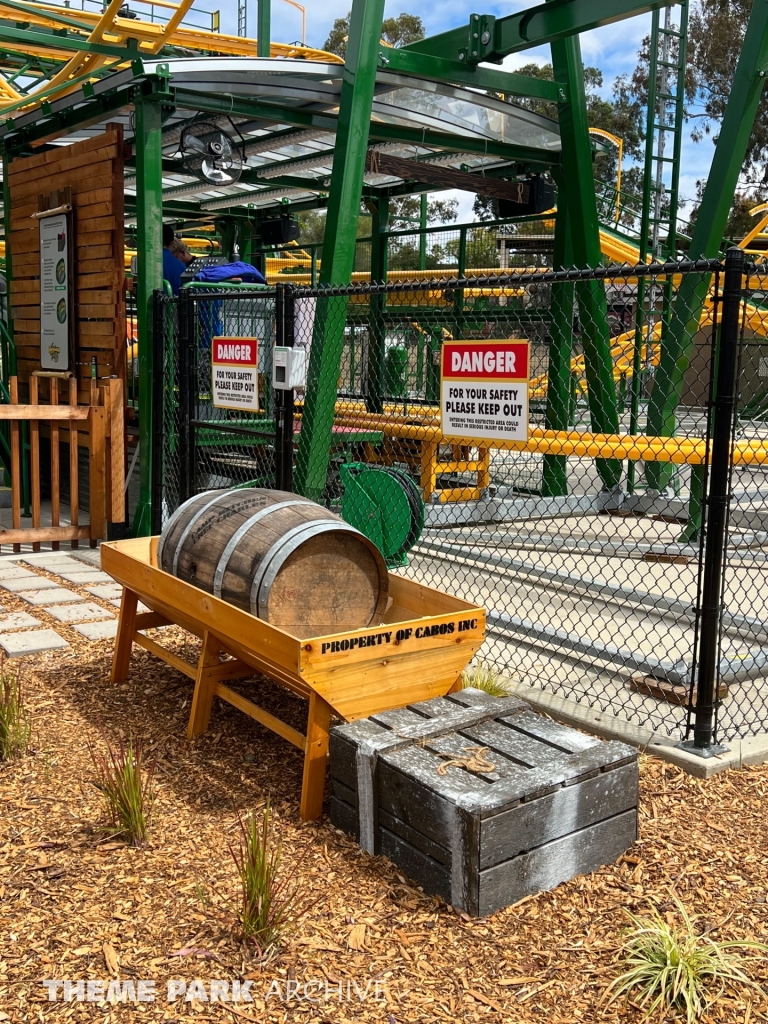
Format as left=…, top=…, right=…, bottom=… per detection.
left=169, top=0, right=717, bottom=224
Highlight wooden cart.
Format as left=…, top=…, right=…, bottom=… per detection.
left=102, top=537, right=485, bottom=820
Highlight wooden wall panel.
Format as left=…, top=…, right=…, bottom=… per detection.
left=7, top=127, right=126, bottom=400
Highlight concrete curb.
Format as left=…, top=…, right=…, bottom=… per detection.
left=508, top=683, right=768, bottom=779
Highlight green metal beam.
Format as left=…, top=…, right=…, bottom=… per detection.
left=379, top=47, right=567, bottom=102
left=257, top=0, right=271, bottom=59
left=295, top=0, right=386, bottom=501
left=542, top=177, right=572, bottom=497
left=645, top=0, right=768, bottom=489
left=550, top=27, right=621, bottom=489
left=367, top=197, right=389, bottom=414
left=405, top=0, right=679, bottom=63
left=132, top=92, right=167, bottom=538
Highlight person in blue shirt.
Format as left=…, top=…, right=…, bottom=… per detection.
left=162, top=224, right=185, bottom=296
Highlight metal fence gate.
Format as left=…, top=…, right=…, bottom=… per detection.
left=153, top=250, right=768, bottom=753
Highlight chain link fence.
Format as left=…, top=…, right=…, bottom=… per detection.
left=153, top=251, right=768, bottom=751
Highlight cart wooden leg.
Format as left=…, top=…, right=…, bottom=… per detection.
left=111, top=588, right=138, bottom=684
left=187, top=630, right=222, bottom=739
left=447, top=674, right=464, bottom=694
left=300, top=692, right=332, bottom=822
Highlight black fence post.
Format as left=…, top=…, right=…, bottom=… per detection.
left=681, top=246, right=743, bottom=757
left=178, top=288, right=194, bottom=503
left=274, top=284, right=295, bottom=492
left=150, top=289, right=165, bottom=535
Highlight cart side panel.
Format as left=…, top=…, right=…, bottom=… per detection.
left=302, top=607, right=485, bottom=720
left=384, top=574, right=478, bottom=620
left=306, top=640, right=484, bottom=721
left=101, top=540, right=302, bottom=678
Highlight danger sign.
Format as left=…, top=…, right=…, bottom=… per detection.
left=212, top=336, right=259, bottom=412
left=441, top=339, right=530, bottom=443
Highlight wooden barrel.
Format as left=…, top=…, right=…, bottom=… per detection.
left=157, top=488, right=389, bottom=637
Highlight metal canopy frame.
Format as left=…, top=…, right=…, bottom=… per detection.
left=0, top=48, right=566, bottom=529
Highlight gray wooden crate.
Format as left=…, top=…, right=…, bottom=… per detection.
left=330, top=688, right=638, bottom=917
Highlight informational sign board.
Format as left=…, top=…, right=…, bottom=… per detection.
left=211, top=336, right=259, bottom=412
left=39, top=211, right=72, bottom=371
left=440, top=339, right=530, bottom=443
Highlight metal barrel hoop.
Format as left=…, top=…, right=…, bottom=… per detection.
left=212, top=499, right=310, bottom=598
left=250, top=519, right=373, bottom=620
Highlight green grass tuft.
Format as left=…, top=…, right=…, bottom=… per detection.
left=606, top=896, right=768, bottom=1022
left=88, top=730, right=156, bottom=846
left=230, top=801, right=303, bottom=953
left=0, top=661, right=30, bottom=761
left=461, top=661, right=510, bottom=697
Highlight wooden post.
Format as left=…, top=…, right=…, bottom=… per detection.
left=111, top=586, right=138, bottom=684
left=69, top=376, right=79, bottom=548
left=9, top=376, right=20, bottom=552
left=187, top=631, right=223, bottom=739
left=107, top=377, right=125, bottom=528
left=50, top=377, right=60, bottom=550
left=300, top=692, right=332, bottom=821
left=89, top=386, right=107, bottom=543
left=29, top=376, right=41, bottom=552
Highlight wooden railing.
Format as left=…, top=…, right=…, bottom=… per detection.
left=2, top=374, right=124, bottom=551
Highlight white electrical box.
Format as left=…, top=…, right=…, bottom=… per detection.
left=272, top=346, right=307, bottom=390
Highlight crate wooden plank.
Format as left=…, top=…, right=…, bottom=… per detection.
left=423, top=732, right=526, bottom=784
left=459, top=718, right=582, bottom=772
left=468, top=741, right=639, bottom=819
left=379, top=826, right=453, bottom=904
left=479, top=761, right=638, bottom=869
left=477, top=810, right=637, bottom=917
left=329, top=795, right=359, bottom=838
left=498, top=706, right=601, bottom=754
left=377, top=748, right=485, bottom=846
left=332, top=776, right=358, bottom=810
left=9, top=236, right=38, bottom=256
left=79, top=337, right=120, bottom=352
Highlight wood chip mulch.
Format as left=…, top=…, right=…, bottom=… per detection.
left=0, top=595, right=767, bottom=1024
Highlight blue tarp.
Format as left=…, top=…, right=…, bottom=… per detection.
left=193, top=261, right=266, bottom=284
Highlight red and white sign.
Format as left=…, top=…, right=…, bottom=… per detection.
left=440, top=339, right=530, bottom=443
left=211, top=336, right=259, bottom=412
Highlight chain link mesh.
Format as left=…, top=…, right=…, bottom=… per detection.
left=154, top=257, right=768, bottom=746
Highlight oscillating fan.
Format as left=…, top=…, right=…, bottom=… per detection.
left=179, top=120, right=245, bottom=186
